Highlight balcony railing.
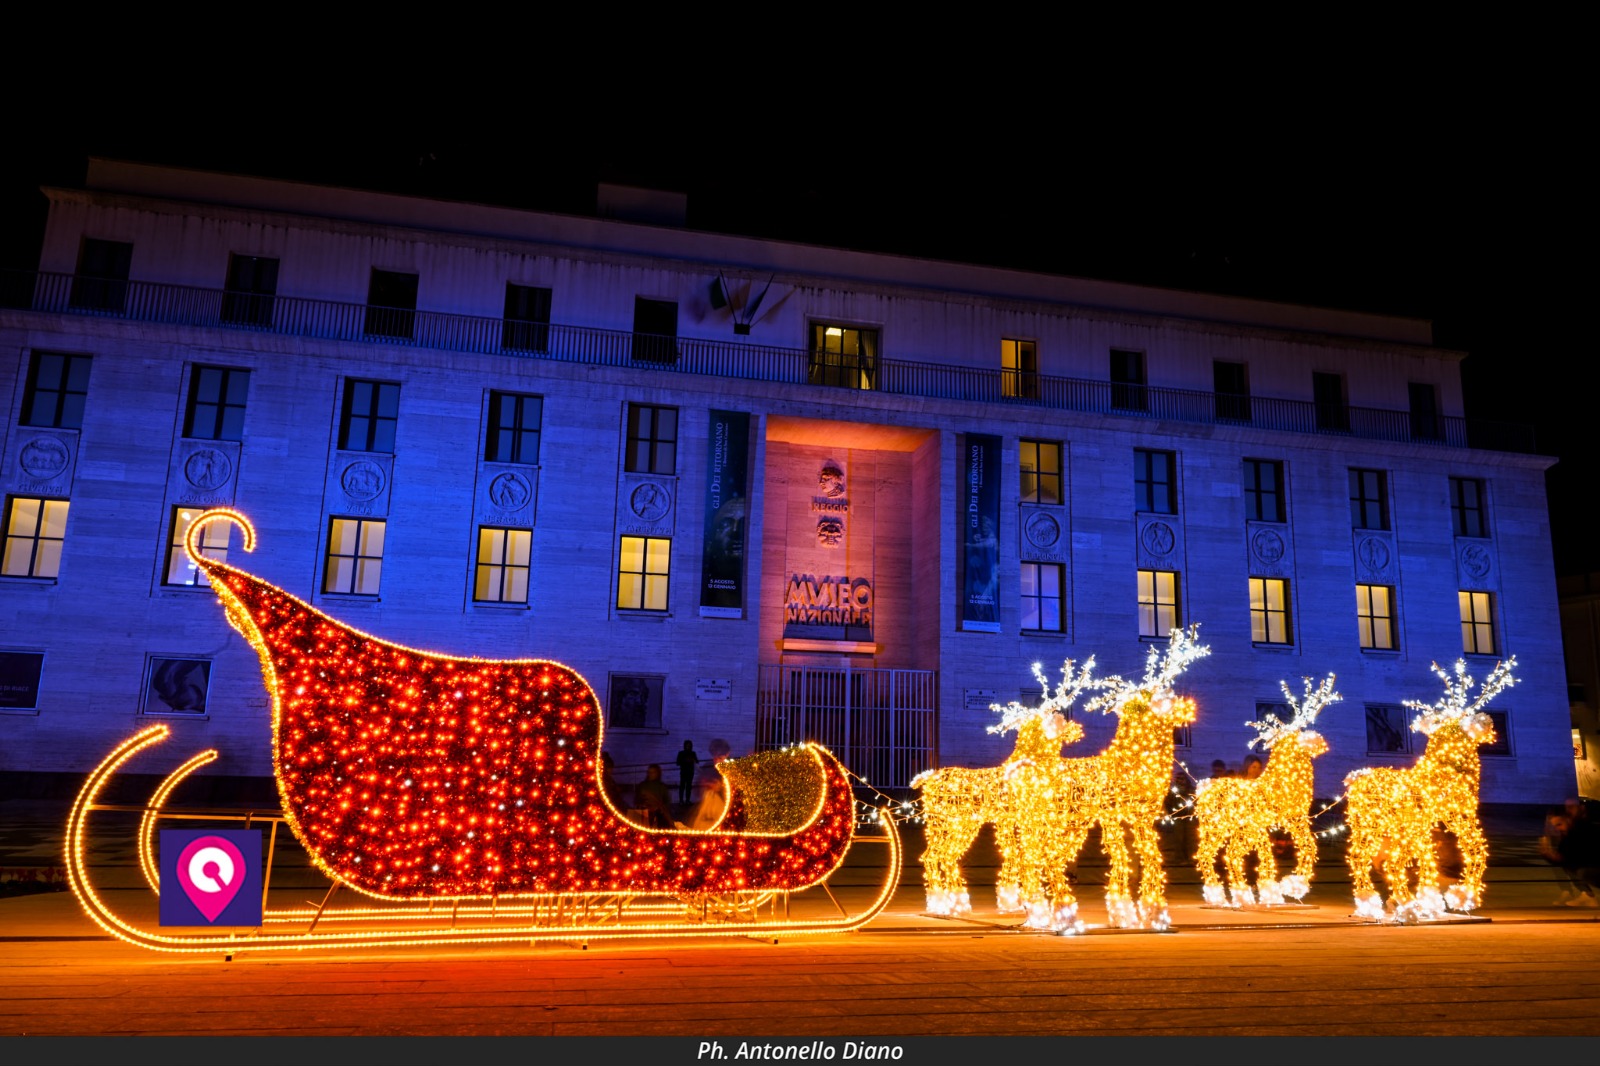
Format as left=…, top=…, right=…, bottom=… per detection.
left=0, top=268, right=1538, bottom=453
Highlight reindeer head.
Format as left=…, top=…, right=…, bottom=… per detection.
left=989, top=657, right=1114, bottom=753
left=1251, top=673, right=1340, bottom=757
left=1087, top=624, right=1209, bottom=728
left=1406, top=657, right=1515, bottom=751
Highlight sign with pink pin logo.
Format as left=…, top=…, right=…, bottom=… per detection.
left=159, top=830, right=262, bottom=926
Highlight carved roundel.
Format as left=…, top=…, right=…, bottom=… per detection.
left=183, top=448, right=232, bottom=491
left=340, top=460, right=385, bottom=502
left=18, top=437, right=70, bottom=480
left=1251, top=527, right=1286, bottom=565
left=488, top=472, right=532, bottom=511
left=1461, top=542, right=1493, bottom=580
left=817, top=517, right=845, bottom=547
left=1357, top=535, right=1391, bottom=574
left=629, top=482, right=672, bottom=522
left=1140, top=521, right=1176, bottom=557
left=1024, top=511, right=1062, bottom=549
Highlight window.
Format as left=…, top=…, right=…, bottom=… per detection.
left=1214, top=360, right=1250, bottom=422
left=1137, top=569, right=1180, bottom=638
left=1364, top=704, right=1410, bottom=755
left=1249, top=577, right=1292, bottom=644
left=1019, top=440, right=1062, bottom=505
left=1110, top=349, right=1147, bottom=412
left=1001, top=339, right=1038, bottom=399
left=183, top=367, right=249, bottom=441
left=70, top=238, right=132, bottom=312
left=1021, top=562, right=1064, bottom=632
left=618, top=535, right=670, bottom=611
left=1243, top=459, right=1285, bottom=522
left=632, top=297, right=678, bottom=364
left=809, top=323, right=878, bottom=390
left=1134, top=449, right=1176, bottom=513
left=164, top=506, right=231, bottom=587
left=1482, top=711, right=1512, bottom=758
left=609, top=674, right=665, bottom=730
left=221, top=254, right=278, bottom=326
left=339, top=380, right=400, bottom=452
left=625, top=403, right=677, bottom=475
left=1450, top=477, right=1487, bottom=537
left=0, top=651, right=45, bottom=711
left=324, top=518, right=385, bottom=595
left=364, top=268, right=418, bottom=339
left=2, top=498, right=68, bottom=579
left=21, top=351, right=91, bottom=429
left=1408, top=382, right=1441, bottom=441
left=1459, top=590, right=1496, bottom=655
left=143, top=657, right=211, bottom=715
left=1356, top=584, right=1396, bottom=650
left=485, top=392, right=542, bottom=464
left=1313, top=372, right=1349, bottom=431
left=503, top=283, right=552, bottom=352
left=1256, top=701, right=1292, bottom=724
left=1349, top=469, right=1389, bottom=530
left=474, top=527, right=532, bottom=604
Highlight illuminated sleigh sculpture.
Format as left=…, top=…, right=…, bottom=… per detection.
left=66, top=510, right=901, bottom=954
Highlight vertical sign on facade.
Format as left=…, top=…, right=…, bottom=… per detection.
left=700, top=409, right=750, bottom=617
left=962, top=433, right=1001, bottom=632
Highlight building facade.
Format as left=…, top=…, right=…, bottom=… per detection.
left=0, top=160, right=1573, bottom=802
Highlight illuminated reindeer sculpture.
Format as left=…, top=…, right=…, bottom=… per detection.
left=1344, top=658, right=1515, bottom=923
left=1195, top=674, right=1339, bottom=907
left=912, top=658, right=1110, bottom=921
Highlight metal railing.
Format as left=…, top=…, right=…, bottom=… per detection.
left=755, top=664, right=937, bottom=789
left=0, top=268, right=1538, bottom=453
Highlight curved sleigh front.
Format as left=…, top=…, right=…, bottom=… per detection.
left=193, top=515, right=855, bottom=901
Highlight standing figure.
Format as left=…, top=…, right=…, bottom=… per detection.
left=675, top=740, right=698, bottom=806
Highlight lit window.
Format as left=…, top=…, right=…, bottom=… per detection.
left=1356, top=584, right=1396, bottom=650
left=1001, top=338, right=1038, bottom=399
left=1450, top=477, right=1487, bottom=537
left=324, top=518, right=385, bottom=595
left=1021, top=562, right=1064, bottom=632
left=475, top=527, right=532, bottom=604
left=339, top=380, right=399, bottom=453
left=1249, top=577, right=1292, bottom=644
left=485, top=392, right=542, bottom=464
left=625, top=404, right=677, bottom=475
left=1134, top=449, right=1176, bottom=513
left=183, top=366, right=249, bottom=441
left=1349, top=469, right=1388, bottom=530
left=618, top=536, right=670, bottom=611
left=165, top=507, right=231, bottom=587
left=809, top=323, right=878, bottom=390
left=1459, top=590, right=1496, bottom=655
left=1019, top=440, right=1062, bottom=505
left=21, top=351, right=91, bottom=430
left=1137, top=569, right=1179, bottom=637
left=1364, top=704, right=1410, bottom=755
left=1243, top=459, right=1285, bottom=522
left=2, top=498, right=69, bottom=579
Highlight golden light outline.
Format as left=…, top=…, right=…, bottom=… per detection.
left=137, top=749, right=219, bottom=892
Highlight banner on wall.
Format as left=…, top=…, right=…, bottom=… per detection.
left=962, top=433, right=1001, bottom=632
left=699, top=409, right=751, bottom=618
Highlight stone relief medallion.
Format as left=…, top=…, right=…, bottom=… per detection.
left=1357, top=535, right=1391, bottom=575
left=818, top=461, right=846, bottom=499
left=1024, top=511, right=1062, bottom=550
left=629, top=481, right=671, bottom=522
left=1461, top=542, right=1493, bottom=581
left=18, top=437, right=70, bottom=480
left=488, top=472, right=531, bottom=511
left=183, top=448, right=232, bottom=491
left=1251, top=527, right=1286, bottom=566
left=817, top=517, right=845, bottom=547
left=340, top=460, right=385, bottom=502
left=1140, top=521, right=1176, bottom=558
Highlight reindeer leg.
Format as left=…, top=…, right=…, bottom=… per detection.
left=1130, top=819, right=1171, bottom=929
left=1281, top=816, right=1315, bottom=900
left=1251, top=830, right=1283, bottom=905
left=1196, top=822, right=1228, bottom=906
left=1224, top=835, right=1253, bottom=907
left=1446, top=815, right=1487, bottom=913
left=1102, top=820, right=1140, bottom=927
left=1346, top=812, right=1386, bottom=921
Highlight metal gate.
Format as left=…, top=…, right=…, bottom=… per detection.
left=755, top=664, right=937, bottom=789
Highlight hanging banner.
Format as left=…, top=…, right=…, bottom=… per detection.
left=699, top=409, right=750, bottom=617
left=962, top=433, right=1002, bottom=632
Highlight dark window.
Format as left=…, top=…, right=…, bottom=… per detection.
left=143, top=658, right=211, bottom=715
left=1002, top=339, right=1038, bottom=399
left=21, top=351, right=91, bottom=429
left=1249, top=577, right=1292, bottom=644
left=339, top=380, right=400, bottom=452
left=364, top=269, right=418, bottom=339
left=1021, top=562, right=1064, bottom=632
left=625, top=403, right=677, bottom=475
left=221, top=254, right=278, bottom=326
left=1134, top=449, right=1176, bottom=513
left=485, top=392, right=542, bottom=465
left=1313, top=372, right=1349, bottom=431
left=809, top=323, right=878, bottom=390
left=2, top=497, right=69, bottom=579
left=1243, top=459, right=1285, bottom=522
left=0, top=651, right=45, bottom=710
left=1110, top=349, right=1147, bottom=411
left=503, top=284, right=552, bottom=352
left=1409, top=382, right=1442, bottom=440
left=1349, top=469, right=1389, bottom=530
left=70, top=238, right=132, bottom=312
left=164, top=506, right=231, bottom=587
left=1460, top=590, right=1496, bottom=655
left=1364, top=704, right=1410, bottom=755
left=632, top=297, right=678, bottom=364
left=1256, top=701, right=1292, bottom=724
left=1214, top=360, right=1250, bottom=422
left=1356, top=584, right=1396, bottom=650
left=1450, top=477, right=1487, bottom=537
left=184, top=367, right=249, bottom=441
left=1019, top=440, right=1063, bottom=505
left=324, top=518, right=385, bottom=595
left=1483, top=711, right=1512, bottom=758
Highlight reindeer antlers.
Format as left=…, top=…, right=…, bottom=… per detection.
left=988, top=657, right=1116, bottom=735
left=1250, top=674, right=1341, bottom=750
left=1085, top=624, right=1211, bottom=715
left=1405, top=657, right=1517, bottom=737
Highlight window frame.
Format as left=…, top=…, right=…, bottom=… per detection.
left=364, top=268, right=419, bottom=340
left=70, top=237, right=132, bottom=312
left=221, top=253, right=279, bottom=326
left=142, top=656, right=212, bottom=717
left=1312, top=371, right=1349, bottom=431
left=0, top=650, right=46, bottom=714
left=164, top=506, right=232, bottom=588
left=1019, top=439, right=1063, bottom=506
left=1349, top=468, right=1389, bottom=530
left=1001, top=338, right=1038, bottom=400
left=1450, top=477, right=1488, bottom=538
left=1243, top=458, right=1285, bottom=523
left=1459, top=589, right=1497, bottom=655
left=624, top=403, right=678, bottom=475
left=323, top=517, right=386, bottom=596
left=473, top=526, right=533, bottom=605
left=1137, top=568, right=1181, bottom=638
left=1134, top=449, right=1177, bottom=514
left=485, top=391, right=543, bottom=465
left=502, top=283, right=552, bottom=353
left=21, top=351, right=91, bottom=430
left=1020, top=561, right=1065, bottom=633
left=1355, top=583, right=1397, bottom=651
left=808, top=322, right=879, bottom=390
left=1213, top=360, right=1251, bottom=422
left=339, top=379, right=400, bottom=453
left=183, top=365, right=250, bottom=442
left=2, top=496, right=69, bottom=580
left=1249, top=576, right=1293, bottom=645
left=1364, top=703, right=1412, bottom=756
left=1110, top=348, right=1148, bottom=412
left=617, top=535, right=671, bottom=612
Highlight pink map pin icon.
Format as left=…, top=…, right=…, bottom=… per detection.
left=175, top=835, right=248, bottom=922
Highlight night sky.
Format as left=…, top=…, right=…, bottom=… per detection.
left=7, top=73, right=1591, bottom=573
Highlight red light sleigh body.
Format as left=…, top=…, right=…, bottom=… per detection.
left=65, top=511, right=902, bottom=954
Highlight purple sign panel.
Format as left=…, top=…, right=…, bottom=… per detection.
left=159, top=829, right=263, bottom=926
